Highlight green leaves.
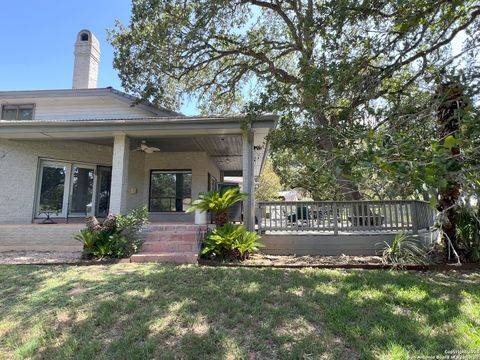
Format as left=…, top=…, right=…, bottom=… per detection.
left=108, top=0, right=480, bottom=205
left=381, top=232, right=430, bottom=268
left=201, top=224, right=263, bottom=260
left=187, top=187, right=246, bottom=214
left=443, top=135, right=461, bottom=150
left=74, top=208, right=149, bottom=259
left=187, top=187, right=246, bottom=226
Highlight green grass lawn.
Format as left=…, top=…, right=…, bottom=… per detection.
left=0, top=264, right=479, bottom=360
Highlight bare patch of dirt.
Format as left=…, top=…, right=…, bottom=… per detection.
left=0, top=251, right=83, bottom=264
left=67, top=287, right=90, bottom=296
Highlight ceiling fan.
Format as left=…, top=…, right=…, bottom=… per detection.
left=133, top=140, right=160, bottom=154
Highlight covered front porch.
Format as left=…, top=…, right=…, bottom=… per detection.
left=0, top=115, right=275, bottom=231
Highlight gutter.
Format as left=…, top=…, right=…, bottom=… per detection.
left=0, top=114, right=278, bottom=128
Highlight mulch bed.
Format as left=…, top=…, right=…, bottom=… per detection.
left=1, top=251, right=478, bottom=271
left=199, top=253, right=480, bottom=271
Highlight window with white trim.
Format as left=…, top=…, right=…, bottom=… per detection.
left=1, top=104, right=34, bottom=120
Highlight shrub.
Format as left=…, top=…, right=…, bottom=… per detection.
left=456, top=204, right=480, bottom=262
left=73, top=229, right=97, bottom=257
left=380, top=232, right=429, bottom=268
left=75, top=207, right=149, bottom=259
left=201, top=224, right=263, bottom=261
left=187, top=188, right=246, bottom=226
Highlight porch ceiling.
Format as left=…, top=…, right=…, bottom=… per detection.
left=133, top=135, right=244, bottom=171
left=59, top=135, right=245, bottom=171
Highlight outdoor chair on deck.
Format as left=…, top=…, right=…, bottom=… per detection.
left=286, top=205, right=312, bottom=226
left=348, top=208, right=384, bottom=227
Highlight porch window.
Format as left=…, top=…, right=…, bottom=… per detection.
left=35, top=159, right=110, bottom=219
left=149, top=170, right=192, bottom=212
left=38, top=162, right=67, bottom=213
left=1, top=104, right=34, bottom=120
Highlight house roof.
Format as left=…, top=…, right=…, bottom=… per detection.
left=0, top=113, right=277, bottom=126
left=0, top=87, right=181, bottom=117
left=0, top=88, right=278, bottom=176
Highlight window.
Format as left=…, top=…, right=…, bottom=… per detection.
left=1, top=104, right=34, bottom=120
left=208, top=173, right=218, bottom=191
left=36, top=160, right=106, bottom=218
left=38, top=162, right=67, bottom=213
left=150, top=170, right=192, bottom=212
left=80, top=33, right=89, bottom=41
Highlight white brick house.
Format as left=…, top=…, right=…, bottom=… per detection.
left=0, top=30, right=275, bottom=243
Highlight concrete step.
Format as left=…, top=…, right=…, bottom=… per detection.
left=130, top=252, right=198, bottom=264
left=141, top=240, right=199, bottom=253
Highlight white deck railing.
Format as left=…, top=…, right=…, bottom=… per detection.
left=256, top=200, right=436, bottom=234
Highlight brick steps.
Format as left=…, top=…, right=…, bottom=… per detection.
left=145, top=231, right=198, bottom=242
left=129, top=224, right=208, bottom=264
left=141, top=240, right=198, bottom=253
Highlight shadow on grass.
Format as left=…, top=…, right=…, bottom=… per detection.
left=0, top=264, right=479, bottom=359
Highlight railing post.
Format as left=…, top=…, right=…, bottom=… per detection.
left=256, top=204, right=263, bottom=234
left=332, top=202, right=339, bottom=235
left=411, top=201, right=419, bottom=234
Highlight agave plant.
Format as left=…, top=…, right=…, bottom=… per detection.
left=381, top=232, right=429, bottom=268
left=187, top=187, right=246, bottom=226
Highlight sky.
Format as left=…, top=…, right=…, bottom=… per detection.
left=0, top=0, right=198, bottom=114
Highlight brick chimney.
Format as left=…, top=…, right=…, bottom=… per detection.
left=72, top=29, right=100, bottom=89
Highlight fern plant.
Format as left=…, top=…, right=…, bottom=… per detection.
left=187, top=187, right=246, bottom=226
left=381, top=232, right=429, bottom=268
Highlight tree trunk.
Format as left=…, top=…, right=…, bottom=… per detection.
left=215, top=211, right=229, bottom=227
left=312, top=112, right=363, bottom=201
left=436, top=82, right=464, bottom=256
left=338, top=170, right=362, bottom=200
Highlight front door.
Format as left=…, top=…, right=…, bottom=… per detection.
left=96, top=166, right=112, bottom=217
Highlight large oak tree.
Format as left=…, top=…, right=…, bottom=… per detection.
left=110, top=0, right=480, bottom=256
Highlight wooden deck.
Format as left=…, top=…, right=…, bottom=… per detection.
left=256, top=200, right=437, bottom=256
left=257, top=200, right=435, bottom=234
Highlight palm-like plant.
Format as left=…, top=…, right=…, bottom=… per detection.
left=381, top=232, right=429, bottom=268
left=187, top=187, right=246, bottom=226
left=201, top=224, right=264, bottom=260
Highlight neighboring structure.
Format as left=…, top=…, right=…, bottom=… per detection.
left=0, top=30, right=275, bottom=235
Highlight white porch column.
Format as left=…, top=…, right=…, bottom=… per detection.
left=109, top=135, right=130, bottom=214
left=242, top=129, right=255, bottom=231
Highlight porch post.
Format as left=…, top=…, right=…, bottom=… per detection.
left=242, top=128, right=255, bottom=231
left=109, top=134, right=130, bottom=214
